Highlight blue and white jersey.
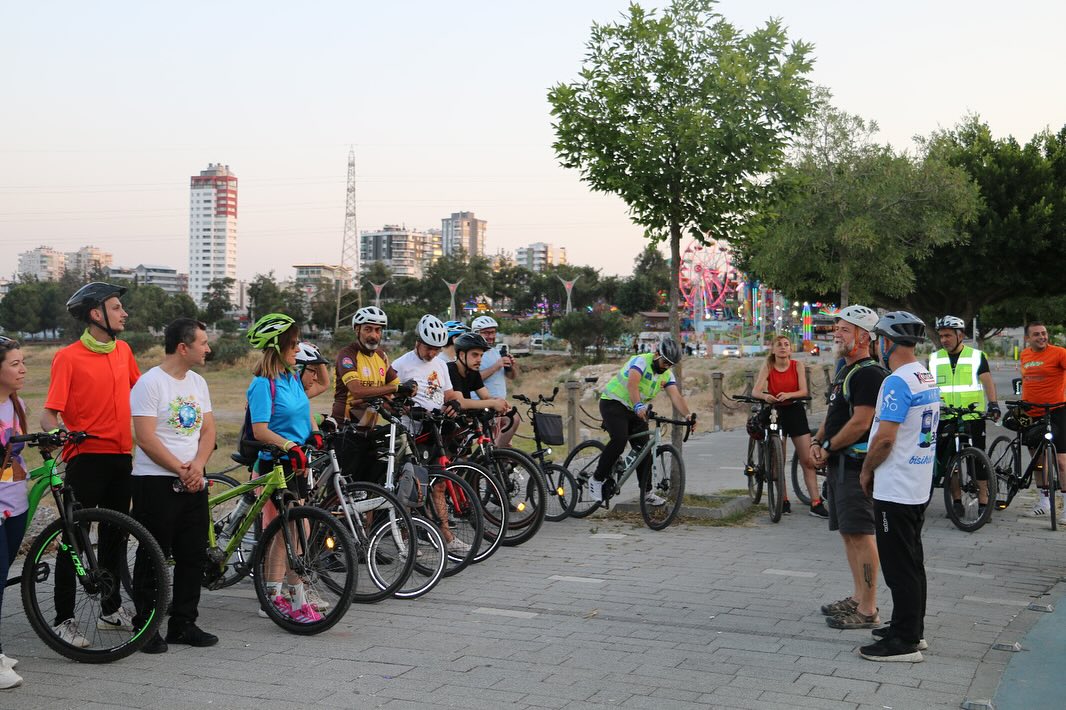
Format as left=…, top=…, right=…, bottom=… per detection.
left=869, top=361, right=941, bottom=505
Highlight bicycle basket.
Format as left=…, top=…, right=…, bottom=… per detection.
left=1002, top=408, right=1032, bottom=432
left=396, top=459, right=428, bottom=507
left=533, top=412, right=565, bottom=445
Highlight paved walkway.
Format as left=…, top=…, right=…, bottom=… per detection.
left=3, top=425, right=1064, bottom=708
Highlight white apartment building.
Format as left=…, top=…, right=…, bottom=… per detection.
left=293, top=263, right=353, bottom=291
left=65, top=246, right=113, bottom=278
left=107, top=264, right=188, bottom=296
left=17, top=246, right=66, bottom=281
left=360, top=225, right=440, bottom=279
left=441, top=211, right=486, bottom=258
left=188, top=163, right=238, bottom=305
left=515, top=242, right=567, bottom=273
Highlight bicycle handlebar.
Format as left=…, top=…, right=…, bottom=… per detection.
left=8, top=431, right=93, bottom=447
left=1005, top=400, right=1066, bottom=411
left=645, top=408, right=696, bottom=442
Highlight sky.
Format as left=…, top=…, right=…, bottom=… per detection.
left=2, top=1, right=1064, bottom=281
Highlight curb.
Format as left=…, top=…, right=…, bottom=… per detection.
left=610, top=495, right=752, bottom=519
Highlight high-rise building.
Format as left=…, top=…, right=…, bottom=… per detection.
left=17, top=246, right=66, bottom=281
left=441, top=211, right=486, bottom=258
left=188, top=163, right=238, bottom=305
left=360, top=225, right=439, bottom=279
left=515, top=242, right=567, bottom=273
left=65, top=245, right=113, bottom=278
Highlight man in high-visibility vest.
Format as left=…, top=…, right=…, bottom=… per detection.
left=929, top=315, right=999, bottom=518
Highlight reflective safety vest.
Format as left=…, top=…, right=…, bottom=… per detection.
left=929, top=345, right=984, bottom=419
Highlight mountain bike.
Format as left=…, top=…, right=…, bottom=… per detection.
left=736, top=395, right=810, bottom=523
left=932, top=404, right=995, bottom=532
left=204, top=441, right=357, bottom=633
left=7, top=431, right=169, bottom=663
left=987, top=400, right=1066, bottom=531
left=514, top=389, right=578, bottom=521
left=563, top=408, right=694, bottom=530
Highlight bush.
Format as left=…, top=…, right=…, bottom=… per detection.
left=121, top=331, right=162, bottom=354
left=210, top=337, right=252, bottom=366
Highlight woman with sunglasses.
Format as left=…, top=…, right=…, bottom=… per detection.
left=0, top=337, right=29, bottom=688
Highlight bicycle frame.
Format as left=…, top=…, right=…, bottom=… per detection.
left=205, top=462, right=289, bottom=580
left=611, top=425, right=661, bottom=493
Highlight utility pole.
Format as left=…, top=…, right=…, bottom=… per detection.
left=335, top=146, right=361, bottom=332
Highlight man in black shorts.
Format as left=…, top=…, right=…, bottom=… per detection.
left=810, top=305, right=887, bottom=630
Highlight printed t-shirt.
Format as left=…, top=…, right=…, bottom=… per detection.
left=44, top=340, right=141, bottom=454
left=392, top=350, right=452, bottom=412
left=822, top=357, right=886, bottom=446
left=478, top=347, right=507, bottom=399
left=130, top=366, right=212, bottom=478
left=1020, top=344, right=1066, bottom=416
left=0, top=397, right=29, bottom=518
left=447, top=361, right=485, bottom=399
left=248, top=372, right=311, bottom=459
left=331, top=342, right=398, bottom=424
left=869, top=361, right=941, bottom=504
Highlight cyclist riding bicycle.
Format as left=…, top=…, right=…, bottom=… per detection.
left=589, top=337, right=696, bottom=504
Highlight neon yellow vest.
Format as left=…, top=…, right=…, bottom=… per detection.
left=928, top=345, right=984, bottom=419
left=602, top=353, right=673, bottom=408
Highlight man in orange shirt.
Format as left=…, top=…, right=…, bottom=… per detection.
left=41, top=282, right=141, bottom=648
left=1018, top=321, right=1066, bottom=519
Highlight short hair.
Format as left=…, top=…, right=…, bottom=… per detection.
left=1025, top=321, right=1047, bottom=336
left=165, top=318, right=207, bottom=354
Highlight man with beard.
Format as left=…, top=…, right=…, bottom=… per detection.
left=810, top=305, right=888, bottom=631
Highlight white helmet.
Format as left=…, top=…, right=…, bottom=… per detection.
left=470, top=315, right=498, bottom=332
left=417, top=315, right=448, bottom=347
left=295, top=342, right=329, bottom=366
left=352, top=306, right=387, bottom=328
left=835, top=305, right=878, bottom=333
left=936, top=315, right=966, bottom=331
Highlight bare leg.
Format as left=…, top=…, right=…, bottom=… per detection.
left=842, top=532, right=879, bottom=616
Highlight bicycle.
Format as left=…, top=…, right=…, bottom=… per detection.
left=563, top=408, right=694, bottom=530
left=6, top=430, right=169, bottom=663
left=790, top=427, right=828, bottom=506
left=514, top=388, right=578, bottom=522
left=736, top=395, right=810, bottom=523
left=987, top=400, right=1066, bottom=531
left=204, top=441, right=357, bottom=633
left=932, top=404, right=995, bottom=532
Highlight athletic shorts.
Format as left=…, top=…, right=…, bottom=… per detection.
left=776, top=404, right=810, bottom=439
left=1024, top=407, right=1066, bottom=449
left=826, top=455, right=874, bottom=535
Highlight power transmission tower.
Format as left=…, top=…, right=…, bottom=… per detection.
left=335, top=147, right=362, bottom=332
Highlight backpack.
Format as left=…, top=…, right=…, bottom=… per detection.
left=236, top=378, right=277, bottom=465
left=395, top=458, right=429, bottom=507
left=833, top=358, right=890, bottom=416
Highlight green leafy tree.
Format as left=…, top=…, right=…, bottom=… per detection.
left=617, top=245, right=671, bottom=314
left=202, top=277, right=235, bottom=326
left=123, top=284, right=170, bottom=332
left=247, top=273, right=286, bottom=321
left=551, top=308, right=626, bottom=361
left=163, top=293, right=200, bottom=323
left=0, top=281, right=44, bottom=333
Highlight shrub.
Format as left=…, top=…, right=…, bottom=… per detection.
left=121, top=331, right=162, bottom=354
left=210, top=337, right=252, bottom=366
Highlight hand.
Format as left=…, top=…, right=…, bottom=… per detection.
left=810, top=444, right=825, bottom=467
left=443, top=399, right=461, bottom=418
left=396, top=379, right=418, bottom=398
left=319, top=415, right=338, bottom=434
left=859, top=467, right=873, bottom=497
left=636, top=407, right=649, bottom=421
left=688, top=414, right=698, bottom=433
left=179, top=461, right=205, bottom=493
left=494, top=400, right=509, bottom=414
left=987, top=402, right=1001, bottom=423
left=306, top=432, right=324, bottom=450
left=286, top=443, right=308, bottom=473
left=503, top=355, right=515, bottom=368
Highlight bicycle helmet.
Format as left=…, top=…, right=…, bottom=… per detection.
left=454, top=332, right=491, bottom=353
left=657, top=337, right=682, bottom=365
left=295, top=342, right=329, bottom=366
left=66, top=282, right=127, bottom=319
left=247, top=313, right=297, bottom=352
left=352, top=305, right=388, bottom=328
left=835, top=305, right=879, bottom=333
left=470, top=315, right=498, bottom=332
left=445, top=320, right=471, bottom=342
left=417, top=315, right=448, bottom=347
left=935, top=315, right=966, bottom=331
left=746, top=413, right=766, bottom=440
left=873, top=311, right=927, bottom=346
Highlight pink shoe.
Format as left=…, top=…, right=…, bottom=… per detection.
left=290, top=602, right=323, bottom=624
left=271, top=595, right=295, bottom=618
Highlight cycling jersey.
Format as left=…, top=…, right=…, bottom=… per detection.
left=331, top=343, right=399, bottom=425
left=601, top=354, right=676, bottom=408
left=869, top=362, right=940, bottom=504
left=1020, top=344, right=1066, bottom=416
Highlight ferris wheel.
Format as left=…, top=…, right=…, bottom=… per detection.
left=678, top=239, right=738, bottom=317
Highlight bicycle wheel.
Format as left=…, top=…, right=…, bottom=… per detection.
left=423, top=470, right=482, bottom=577
left=543, top=463, right=578, bottom=521
left=391, top=515, right=447, bottom=600
left=640, top=444, right=686, bottom=530
left=205, top=474, right=259, bottom=589
left=791, top=428, right=818, bottom=505
left=1048, top=443, right=1059, bottom=532
left=21, top=508, right=170, bottom=663
left=987, top=435, right=1018, bottom=510
left=335, top=482, right=416, bottom=604
left=943, top=447, right=995, bottom=532
left=488, top=448, right=547, bottom=546
left=766, top=435, right=785, bottom=523
left=253, top=506, right=356, bottom=635
left=746, top=438, right=763, bottom=504
left=564, top=440, right=605, bottom=518
left=447, top=460, right=507, bottom=564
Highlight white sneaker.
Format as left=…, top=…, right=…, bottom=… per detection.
left=587, top=478, right=603, bottom=503
left=1028, top=496, right=1051, bottom=517
left=297, top=585, right=331, bottom=612
left=98, top=607, right=136, bottom=632
left=446, top=537, right=471, bottom=554
left=0, top=654, right=17, bottom=670
left=644, top=491, right=667, bottom=506
left=53, top=618, right=90, bottom=648
left=0, top=666, right=22, bottom=690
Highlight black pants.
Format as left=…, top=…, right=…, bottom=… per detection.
left=131, top=476, right=209, bottom=633
left=874, top=499, right=927, bottom=644
left=54, top=453, right=133, bottom=624
left=336, top=427, right=388, bottom=484
left=0, top=511, right=27, bottom=654
left=594, top=399, right=652, bottom=491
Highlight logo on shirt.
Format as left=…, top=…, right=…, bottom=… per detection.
left=914, top=371, right=935, bottom=384
left=881, top=390, right=899, bottom=412
left=341, top=356, right=355, bottom=370
left=167, top=397, right=203, bottom=436
left=379, top=367, right=385, bottom=377
left=362, top=366, right=371, bottom=377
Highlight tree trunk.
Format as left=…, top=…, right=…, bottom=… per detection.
left=669, top=221, right=685, bottom=454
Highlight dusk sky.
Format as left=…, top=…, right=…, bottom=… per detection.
left=3, top=1, right=1064, bottom=280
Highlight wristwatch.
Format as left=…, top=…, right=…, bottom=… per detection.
left=821, top=438, right=832, bottom=451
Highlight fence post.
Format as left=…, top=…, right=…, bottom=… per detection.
left=566, top=379, right=580, bottom=447
left=712, top=372, right=724, bottom=431
left=743, top=371, right=754, bottom=396
left=823, top=364, right=832, bottom=392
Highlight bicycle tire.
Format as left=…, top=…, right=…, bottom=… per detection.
left=1048, top=442, right=1059, bottom=532
left=252, top=506, right=356, bottom=635
left=21, top=508, right=170, bottom=663
left=391, top=515, right=447, bottom=600
left=640, top=444, right=686, bottom=530
left=543, top=463, right=578, bottom=521
left=747, top=438, right=763, bottom=505
left=943, top=447, right=995, bottom=533
left=446, top=460, right=507, bottom=564
left=488, top=448, right=547, bottom=546
left=766, top=435, right=785, bottom=523
left=423, top=469, right=482, bottom=577
left=986, top=435, right=1017, bottom=509
left=334, top=481, right=416, bottom=604
left=564, top=440, right=605, bottom=518
left=791, top=428, right=819, bottom=505
left=205, top=474, right=260, bottom=589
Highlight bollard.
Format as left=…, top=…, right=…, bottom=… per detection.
left=822, top=364, right=832, bottom=403
left=566, top=379, right=580, bottom=447
left=743, top=371, right=754, bottom=396
left=712, top=372, right=724, bottom=431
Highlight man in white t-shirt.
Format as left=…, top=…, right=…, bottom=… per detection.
left=130, top=318, right=218, bottom=654
left=859, top=312, right=939, bottom=664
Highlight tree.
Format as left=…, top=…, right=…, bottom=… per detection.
left=163, top=293, right=200, bottom=323
left=551, top=308, right=626, bottom=361
left=202, top=277, right=235, bottom=326
left=617, top=245, right=671, bottom=314
left=0, top=281, right=44, bottom=334
left=246, top=273, right=286, bottom=321
left=123, top=284, right=170, bottom=332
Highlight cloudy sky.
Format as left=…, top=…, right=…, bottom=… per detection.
left=2, top=1, right=1063, bottom=280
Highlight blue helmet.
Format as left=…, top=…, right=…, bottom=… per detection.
left=444, top=320, right=470, bottom=343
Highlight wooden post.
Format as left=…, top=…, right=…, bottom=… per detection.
left=712, top=372, right=724, bottom=431
left=566, top=380, right=580, bottom=446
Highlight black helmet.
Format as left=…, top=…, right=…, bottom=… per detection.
left=657, top=337, right=682, bottom=365
left=873, top=311, right=927, bottom=346
left=66, top=282, right=127, bottom=322
left=454, top=332, right=491, bottom=353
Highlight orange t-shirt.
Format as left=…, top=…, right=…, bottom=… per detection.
left=1020, top=344, right=1066, bottom=415
left=44, top=340, right=141, bottom=455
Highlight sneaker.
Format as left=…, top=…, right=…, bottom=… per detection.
left=289, top=603, right=323, bottom=624
left=0, top=667, right=22, bottom=690
left=447, top=537, right=471, bottom=554
left=1028, top=496, right=1051, bottom=517
left=269, top=594, right=295, bottom=619
left=859, top=636, right=924, bottom=662
left=165, top=623, right=219, bottom=647
left=302, top=585, right=332, bottom=612
left=0, top=654, right=17, bottom=670
left=98, top=607, right=136, bottom=632
left=952, top=499, right=965, bottom=519
left=53, top=618, right=90, bottom=648
left=809, top=500, right=829, bottom=518
left=820, top=597, right=857, bottom=616
left=643, top=491, right=666, bottom=506
left=587, top=477, right=604, bottom=503
left=782, top=499, right=791, bottom=515
left=872, top=625, right=928, bottom=650
left=140, top=632, right=168, bottom=654
left=978, top=504, right=988, bottom=519
left=827, top=608, right=881, bottom=629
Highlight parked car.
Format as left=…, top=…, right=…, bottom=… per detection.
left=721, top=345, right=741, bottom=358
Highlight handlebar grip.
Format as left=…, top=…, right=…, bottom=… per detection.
left=8, top=433, right=36, bottom=444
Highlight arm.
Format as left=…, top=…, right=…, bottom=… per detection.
left=180, top=411, right=216, bottom=493
left=825, top=405, right=876, bottom=451
left=41, top=408, right=61, bottom=432
left=665, top=385, right=695, bottom=430
left=626, top=369, right=647, bottom=419
left=504, top=355, right=518, bottom=380
left=979, top=371, right=997, bottom=404
left=455, top=387, right=507, bottom=413
left=860, top=420, right=900, bottom=497
left=133, top=416, right=187, bottom=476
left=302, top=365, right=331, bottom=399
left=753, top=363, right=773, bottom=402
